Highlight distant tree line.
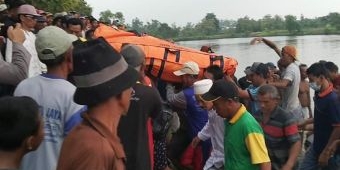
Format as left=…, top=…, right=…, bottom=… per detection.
left=107, top=12, right=340, bottom=41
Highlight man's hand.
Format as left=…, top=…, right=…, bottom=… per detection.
left=281, top=162, right=294, bottom=170
left=191, top=136, right=201, bottom=148
left=250, top=37, right=263, bottom=45
left=318, top=150, right=331, bottom=167
left=7, top=23, right=25, bottom=44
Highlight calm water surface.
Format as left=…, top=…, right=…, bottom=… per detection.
left=178, top=35, right=340, bottom=78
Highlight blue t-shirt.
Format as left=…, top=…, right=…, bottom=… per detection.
left=247, top=84, right=260, bottom=116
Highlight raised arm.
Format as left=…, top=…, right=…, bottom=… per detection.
left=250, top=37, right=282, bottom=58
left=0, top=23, right=31, bottom=85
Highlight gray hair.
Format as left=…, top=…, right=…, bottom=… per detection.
left=258, top=84, right=280, bottom=99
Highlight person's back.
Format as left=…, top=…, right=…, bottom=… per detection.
left=14, top=26, right=85, bottom=170
left=118, top=83, right=162, bottom=170
left=57, top=37, right=139, bottom=170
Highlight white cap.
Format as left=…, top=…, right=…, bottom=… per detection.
left=0, top=4, right=7, bottom=12
left=193, top=79, right=213, bottom=95
left=173, top=61, right=199, bottom=76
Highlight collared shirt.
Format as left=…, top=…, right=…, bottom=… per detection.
left=313, top=85, right=340, bottom=155
left=198, top=110, right=225, bottom=169
left=57, top=113, right=126, bottom=170
left=224, top=105, right=270, bottom=170
left=254, top=106, right=300, bottom=169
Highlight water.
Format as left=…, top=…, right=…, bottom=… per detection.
left=178, top=35, right=340, bottom=78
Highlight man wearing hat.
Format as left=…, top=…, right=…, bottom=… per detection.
left=191, top=79, right=225, bottom=170
left=201, top=79, right=271, bottom=170
left=117, top=44, right=165, bottom=170
left=251, top=37, right=302, bottom=123
left=11, top=4, right=46, bottom=77
left=14, top=26, right=86, bottom=170
left=167, top=61, right=211, bottom=169
left=57, top=38, right=139, bottom=170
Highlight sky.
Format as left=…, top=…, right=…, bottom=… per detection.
left=85, top=0, right=340, bottom=26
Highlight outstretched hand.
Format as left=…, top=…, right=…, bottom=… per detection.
left=7, top=23, right=25, bottom=44
left=250, top=37, right=263, bottom=45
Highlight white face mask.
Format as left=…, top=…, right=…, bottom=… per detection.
left=309, top=82, right=321, bottom=91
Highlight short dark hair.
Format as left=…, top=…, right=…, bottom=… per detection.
left=254, top=63, right=269, bottom=79
left=66, top=18, right=84, bottom=29
left=258, top=84, right=280, bottom=99
left=299, top=64, right=308, bottom=68
left=307, top=62, right=329, bottom=78
left=324, top=61, right=338, bottom=73
left=40, top=51, right=67, bottom=67
left=5, top=0, right=25, bottom=10
left=206, top=65, right=224, bottom=80
left=0, top=96, right=40, bottom=151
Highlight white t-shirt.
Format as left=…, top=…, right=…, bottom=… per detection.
left=6, top=30, right=46, bottom=77
left=14, top=74, right=86, bottom=170
left=198, top=110, right=225, bottom=169
left=281, top=62, right=302, bottom=113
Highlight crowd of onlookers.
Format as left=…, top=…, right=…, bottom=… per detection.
left=1, top=0, right=340, bottom=170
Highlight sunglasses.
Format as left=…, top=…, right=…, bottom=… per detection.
left=24, top=15, right=38, bottom=20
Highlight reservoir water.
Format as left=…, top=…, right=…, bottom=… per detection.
left=178, top=35, right=340, bottom=78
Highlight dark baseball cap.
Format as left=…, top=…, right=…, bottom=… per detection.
left=201, top=79, right=239, bottom=102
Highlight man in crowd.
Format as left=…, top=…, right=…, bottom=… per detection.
left=65, top=17, right=83, bottom=38
left=324, top=61, right=340, bottom=90
left=299, top=64, right=312, bottom=120
left=251, top=37, right=302, bottom=123
left=226, top=62, right=269, bottom=115
left=57, top=38, right=138, bottom=170
left=299, top=62, right=340, bottom=169
left=191, top=79, right=225, bottom=170
left=14, top=26, right=86, bottom=170
left=204, top=65, right=224, bottom=81
left=255, top=84, right=301, bottom=170
left=118, top=44, right=165, bottom=170
left=0, top=96, right=44, bottom=170
left=167, top=61, right=211, bottom=169
left=201, top=79, right=271, bottom=170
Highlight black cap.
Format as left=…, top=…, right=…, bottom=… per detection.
left=201, top=79, right=239, bottom=102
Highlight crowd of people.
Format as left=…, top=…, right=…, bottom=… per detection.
left=1, top=1, right=340, bottom=170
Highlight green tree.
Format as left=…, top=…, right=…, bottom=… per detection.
left=25, top=0, right=92, bottom=15
left=195, top=13, right=220, bottom=35
left=327, top=12, right=340, bottom=30
left=114, top=12, right=125, bottom=24
left=179, top=22, right=197, bottom=37
left=131, top=17, right=144, bottom=33
left=99, top=10, right=115, bottom=24
left=284, top=15, right=301, bottom=34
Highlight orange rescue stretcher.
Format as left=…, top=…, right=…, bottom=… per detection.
left=94, top=24, right=238, bottom=83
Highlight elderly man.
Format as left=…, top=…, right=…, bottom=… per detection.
left=201, top=79, right=271, bottom=170
left=191, top=79, right=225, bottom=170
left=255, top=84, right=301, bottom=170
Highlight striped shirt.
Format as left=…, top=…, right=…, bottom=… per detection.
left=254, top=106, right=300, bottom=169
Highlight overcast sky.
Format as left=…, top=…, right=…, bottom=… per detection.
left=85, top=0, right=340, bottom=26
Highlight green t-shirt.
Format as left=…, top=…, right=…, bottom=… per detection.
left=224, top=105, right=270, bottom=170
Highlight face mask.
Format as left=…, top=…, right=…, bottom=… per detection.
left=309, top=82, right=321, bottom=91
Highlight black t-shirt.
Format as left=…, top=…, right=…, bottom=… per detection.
left=118, top=83, right=162, bottom=170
